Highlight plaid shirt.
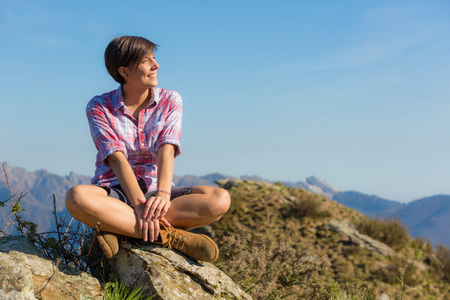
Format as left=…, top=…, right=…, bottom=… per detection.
left=86, top=86, right=182, bottom=192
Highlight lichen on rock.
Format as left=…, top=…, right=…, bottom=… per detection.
left=0, top=235, right=103, bottom=300
left=110, top=240, right=252, bottom=300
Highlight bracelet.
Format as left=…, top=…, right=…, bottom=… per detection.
left=157, top=189, right=171, bottom=195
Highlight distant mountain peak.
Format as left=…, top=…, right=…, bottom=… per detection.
left=305, top=176, right=340, bottom=195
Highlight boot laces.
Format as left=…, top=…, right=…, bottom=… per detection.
left=167, top=229, right=187, bottom=250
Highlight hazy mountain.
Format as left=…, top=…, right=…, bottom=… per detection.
left=0, top=164, right=91, bottom=234
left=173, top=173, right=234, bottom=187
left=394, top=195, right=450, bottom=246
left=332, top=191, right=405, bottom=218
left=1, top=164, right=448, bottom=246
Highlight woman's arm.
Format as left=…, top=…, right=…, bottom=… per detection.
left=156, top=144, right=176, bottom=199
left=107, top=151, right=160, bottom=242
left=106, top=151, right=145, bottom=208
left=140, top=144, right=176, bottom=229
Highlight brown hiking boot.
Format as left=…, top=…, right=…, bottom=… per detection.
left=154, top=222, right=219, bottom=262
left=95, top=231, right=120, bottom=259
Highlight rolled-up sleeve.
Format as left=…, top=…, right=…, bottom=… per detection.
left=86, top=98, right=128, bottom=166
left=156, top=91, right=182, bottom=157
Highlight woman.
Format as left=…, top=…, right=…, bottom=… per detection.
left=65, top=36, right=230, bottom=262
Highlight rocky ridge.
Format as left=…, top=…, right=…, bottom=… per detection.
left=0, top=235, right=251, bottom=299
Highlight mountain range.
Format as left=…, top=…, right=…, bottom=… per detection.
left=1, top=163, right=448, bottom=246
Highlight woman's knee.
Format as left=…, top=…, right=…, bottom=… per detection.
left=209, top=187, right=231, bottom=217
left=65, top=185, right=93, bottom=214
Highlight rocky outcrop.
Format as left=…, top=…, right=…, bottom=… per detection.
left=111, top=241, right=252, bottom=300
left=1, top=235, right=251, bottom=300
left=0, top=235, right=103, bottom=300
left=327, top=220, right=396, bottom=256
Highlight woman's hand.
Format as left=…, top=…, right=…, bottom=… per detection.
left=135, top=196, right=171, bottom=242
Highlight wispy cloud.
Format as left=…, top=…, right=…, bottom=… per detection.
left=301, top=3, right=450, bottom=71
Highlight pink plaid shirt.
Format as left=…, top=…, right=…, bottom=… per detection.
left=86, top=86, right=182, bottom=192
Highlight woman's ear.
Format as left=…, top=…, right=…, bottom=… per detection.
left=118, top=66, right=129, bottom=79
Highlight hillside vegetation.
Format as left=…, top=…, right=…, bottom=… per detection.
left=2, top=164, right=450, bottom=299
left=211, top=179, right=450, bottom=299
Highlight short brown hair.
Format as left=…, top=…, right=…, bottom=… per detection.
left=104, top=36, right=158, bottom=85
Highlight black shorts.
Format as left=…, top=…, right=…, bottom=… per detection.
left=99, top=178, right=194, bottom=206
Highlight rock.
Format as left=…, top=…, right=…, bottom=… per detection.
left=327, top=220, right=396, bottom=256
left=111, top=241, right=252, bottom=300
left=0, top=235, right=103, bottom=300
left=378, top=292, right=390, bottom=300
left=407, top=258, right=428, bottom=272
left=215, top=179, right=243, bottom=189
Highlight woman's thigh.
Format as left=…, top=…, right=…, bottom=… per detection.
left=170, top=185, right=230, bottom=216
left=65, top=185, right=137, bottom=231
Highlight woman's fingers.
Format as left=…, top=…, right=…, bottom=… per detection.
left=152, top=219, right=160, bottom=242
left=142, top=218, right=149, bottom=242
left=142, top=197, right=153, bottom=220
left=160, top=217, right=171, bottom=227
left=157, top=201, right=171, bottom=220
left=153, top=198, right=168, bottom=221
left=147, top=196, right=169, bottom=221
left=138, top=218, right=143, bottom=236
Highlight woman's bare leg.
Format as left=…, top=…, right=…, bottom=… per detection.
left=165, top=186, right=231, bottom=230
left=65, top=185, right=230, bottom=238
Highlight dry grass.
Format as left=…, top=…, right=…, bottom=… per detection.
left=436, top=244, right=450, bottom=282
left=356, top=216, right=410, bottom=250
left=213, top=180, right=450, bottom=299
left=288, top=196, right=332, bottom=220
left=217, top=233, right=331, bottom=299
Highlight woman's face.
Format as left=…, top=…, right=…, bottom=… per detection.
left=122, top=54, right=159, bottom=89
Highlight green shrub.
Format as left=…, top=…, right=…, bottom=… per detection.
left=284, top=193, right=331, bottom=220
left=372, top=258, right=419, bottom=287
left=436, top=244, right=450, bottom=282
left=356, top=217, right=409, bottom=250
left=324, top=281, right=375, bottom=300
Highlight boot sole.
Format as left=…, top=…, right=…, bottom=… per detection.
left=96, top=232, right=114, bottom=259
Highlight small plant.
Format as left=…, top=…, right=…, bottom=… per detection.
left=356, top=216, right=409, bottom=250
left=104, top=280, right=155, bottom=300
left=217, top=233, right=330, bottom=299
left=372, top=259, right=419, bottom=287
left=436, top=244, right=450, bottom=282
left=394, top=267, right=408, bottom=300
left=0, top=163, right=29, bottom=237
left=325, top=281, right=375, bottom=300
left=1, top=162, right=100, bottom=274
left=289, top=196, right=331, bottom=219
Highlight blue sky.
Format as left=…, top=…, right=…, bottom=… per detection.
left=1, top=0, right=449, bottom=202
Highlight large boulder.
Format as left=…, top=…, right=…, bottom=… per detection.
left=111, top=240, right=252, bottom=300
left=0, top=235, right=103, bottom=300
left=327, top=220, right=396, bottom=257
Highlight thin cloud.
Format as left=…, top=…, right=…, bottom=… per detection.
left=301, top=3, right=450, bottom=71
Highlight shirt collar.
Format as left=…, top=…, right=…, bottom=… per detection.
left=113, top=86, right=159, bottom=111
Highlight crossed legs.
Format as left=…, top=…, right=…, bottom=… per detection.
left=65, top=185, right=230, bottom=239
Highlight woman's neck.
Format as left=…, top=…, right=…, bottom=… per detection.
left=122, top=84, right=152, bottom=107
